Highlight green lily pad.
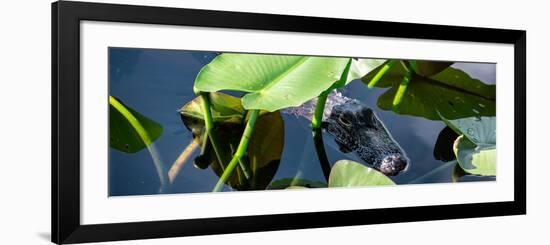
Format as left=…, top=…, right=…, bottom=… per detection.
left=193, top=54, right=384, bottom=112
left=362, top=60, right=496, bottom=120
left=109, top=96, right=163, bottom=153
left=453, top=135, right=496, bottom=176
left=328, top=160, right=395, bottom=187
left=441, top=115, right=496, bottom=145
left=443, top=116, right=496, bottom=176
left=179, top=92, right=284, bottom=190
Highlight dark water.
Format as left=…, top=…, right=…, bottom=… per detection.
left=108, top=47, right=495, bottom=196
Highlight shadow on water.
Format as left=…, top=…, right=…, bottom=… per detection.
left=109, top=48, right=496, bottom=196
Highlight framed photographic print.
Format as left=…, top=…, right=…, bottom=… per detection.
left=52, top=1, right=526, bottom=244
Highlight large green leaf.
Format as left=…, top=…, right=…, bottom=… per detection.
left=326, top=58, right=386, bottom=91
left=328, top=160, right=395, bottom=187
left=109, top=96, right=163, bottom=153
left=362, top=60, right=496, bottom=120
left=346, top=58, right=386, bottom=85
left=179, top=92, right=284, bottom=190
left=193, top=54, right=383, bottom=112
left=443, top=116, right=496, bottom=176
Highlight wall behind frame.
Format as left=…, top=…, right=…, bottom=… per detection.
left=0, top=0, right=546, bottom=244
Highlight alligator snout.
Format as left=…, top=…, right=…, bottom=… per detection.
left=379, top=155, right=408, bottom=176
left=323, top=99, right=409, bottom=176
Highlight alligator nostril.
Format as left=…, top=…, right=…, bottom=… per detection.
left=380, top=156, right=408, bottom=176
left=392, top=157, right=408, bottom=172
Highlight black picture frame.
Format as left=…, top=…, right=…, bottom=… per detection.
left=52, top=1, right=526, bottom=244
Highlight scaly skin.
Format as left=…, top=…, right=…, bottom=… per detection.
left=323, top=100, right=409, bottom=176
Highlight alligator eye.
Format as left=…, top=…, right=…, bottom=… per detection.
left=338, top=114, right=352, bottom=126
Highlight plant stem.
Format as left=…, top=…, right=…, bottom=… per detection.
left=237, top=153, right=252, bottom=180
left=200, top=93, right=252, bottom=183
left=213, top=110, right=260, bottom=192
left=367, top=60, right=397, bottom=88
left=406, top=60, right=417, bottom=73
left=237, top=110, right=254, bottom=181
left=399, top=60, right=412, bottom=73
left=109, top=96, right=171, bottom=193
left=312, top=93, right=328, bottom=130
left=229, top=143, right=252, bottom=182
left=313, top=129, right=331, bottom=181
left=199, top=92, right=229, bottom=170
left=392, top=71, right=412, bottom=113
left=168, top=140, right=199, bottom=184
left=312, top=93, right=331, bottom=181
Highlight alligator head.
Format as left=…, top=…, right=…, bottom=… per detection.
left=322, top=100, right=409, bottom=176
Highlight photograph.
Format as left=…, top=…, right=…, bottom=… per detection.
left=108, top=48, right=497, bottom=196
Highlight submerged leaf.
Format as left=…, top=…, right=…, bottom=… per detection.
left=109, top=96, right=163, bottom=153
left=362, top=60, right=495, bottom=120
left=286, top=186, right=309, bottom=189
left=179, top=92, right=284, bottom=190
left=329, top=160, right=395, bottom=187
left=246, top=112, right=285, bottom=189
left=268, top=178, right=327, bottom=189
left=179, top=92, right=244, bottom=125
left=412, top=60, right=453, bottom=77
